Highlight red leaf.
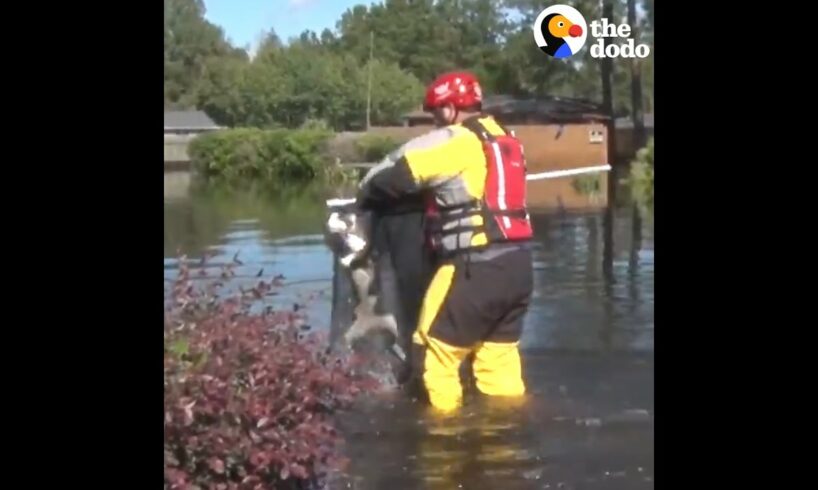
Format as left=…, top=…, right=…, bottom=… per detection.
left=249, top=451, right=268, bottom=467
left=208, top=457, right=225, bottom=474
left=164, top=258, right=382, bottom=486
left=290, top=463, right=308, bottom=479
left=183, top=401, right=196, bottom=426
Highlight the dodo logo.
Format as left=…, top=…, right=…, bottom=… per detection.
left=533, top=5, right=587, bottom=59
left=534, top=4, right=651, bottom=59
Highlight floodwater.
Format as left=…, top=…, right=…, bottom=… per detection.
left=164, top=171, right=654, bottom=490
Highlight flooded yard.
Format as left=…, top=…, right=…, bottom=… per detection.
left=164, top=172, right=653, bottom=489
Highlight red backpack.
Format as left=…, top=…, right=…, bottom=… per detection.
left=423, top=118, right=533, bottom=254
left=462, top=118, right=533, bottom=243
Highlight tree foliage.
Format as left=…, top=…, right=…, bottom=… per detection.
left=189, top=128, right=333, bottom=183
left=629, top=136, right=654, bottom=211
left=164, top=0, right=247, bottom=109
left=164, top=0, right=654, bottom=128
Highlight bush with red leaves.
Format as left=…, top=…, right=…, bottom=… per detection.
left=164, top=257, right=380, bottom=489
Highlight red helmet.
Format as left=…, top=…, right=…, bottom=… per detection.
left=423, top=71, right=483, bottom=112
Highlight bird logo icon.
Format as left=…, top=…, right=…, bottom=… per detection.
left=533, top=5, right=588, bottom=59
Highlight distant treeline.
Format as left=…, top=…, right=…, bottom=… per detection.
left=164, top=0, right=654, bottom=131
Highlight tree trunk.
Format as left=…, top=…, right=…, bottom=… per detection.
left=628, top=0, right=647, bottom=150
left=601, top=1, right=616, bottom=282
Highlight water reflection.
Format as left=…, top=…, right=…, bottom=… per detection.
left=523, top=211, right=653, bottom=353
left=164, top=175, right=654, bottom=489
left=164, top=180, right=337, bottom=326
left=337, top=352, right=653, bottom=490
left=165, top=177, right=653, bottom=354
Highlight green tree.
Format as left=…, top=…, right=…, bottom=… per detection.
left=337, top=0, right=511, bottom=89
left=164, top=0, right=246, bottom=109
left=365, top=59, right=424, bottom=126
left=500, top=0, right=642, bottom=113
left=234, top=33, right=420, bottom=130
left=163, top=0, right=653, bottom=130
left=194, top=57, right=247, bottom=127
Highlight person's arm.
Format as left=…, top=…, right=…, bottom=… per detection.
left=357, top=127, right=461, bottom=209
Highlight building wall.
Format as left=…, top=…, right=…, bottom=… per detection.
left=512, top=123, right=609, bottom=210
left=164, top=133, right=197, bottom=164
left=164, top=131, right=220, bottom=165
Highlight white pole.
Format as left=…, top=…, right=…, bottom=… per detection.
left=525, top=164, right=611, bottom=181
left=326, top=164, right=612, bottom=207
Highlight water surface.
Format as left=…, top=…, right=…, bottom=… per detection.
left=164, top=173, right=654, bottom=489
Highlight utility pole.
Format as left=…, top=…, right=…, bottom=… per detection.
left=366, top=31, right=374, bottom=130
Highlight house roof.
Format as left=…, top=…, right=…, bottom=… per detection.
left=402, top=95, right=610, bottom=123
left=482, top=95, right=608, bottom=122
left=164, top=111, right=221, bottom=131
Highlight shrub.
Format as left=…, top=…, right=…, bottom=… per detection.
left=629, top=137, right=654, bottom=211
left=321, top=162, right=360, bottom=187
left=299, top=119, right=332, bottom=132
left=189, top=128, right=333, bottom=183
left=353, top=134, right=400, bottom=162
left=164, top=257, right=379, bottom=489
left=571, top=173, right=602, bottom=200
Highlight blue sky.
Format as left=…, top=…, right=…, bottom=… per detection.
left=204, top=0, right=375, bottom=53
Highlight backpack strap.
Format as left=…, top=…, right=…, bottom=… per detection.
left=461, top=115, right=513, bottom=141
left=461, top=116, right=495, bottom=143
left=493, top=119, right=514, bottom=137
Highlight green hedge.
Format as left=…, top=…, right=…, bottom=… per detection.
left=354, top=134, right=400, bottom=162
left=189, top=128, right=333, bottom=182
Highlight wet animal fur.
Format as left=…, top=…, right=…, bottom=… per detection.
left=324, top=209, right=405, bottom=361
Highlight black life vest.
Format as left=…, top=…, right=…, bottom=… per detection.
left=425, top=118, right=534, bottom=256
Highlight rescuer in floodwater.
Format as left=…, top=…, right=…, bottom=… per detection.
left=356, top=154, right=436, bottom=389
left=357, top=71, right=534, bottom=411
